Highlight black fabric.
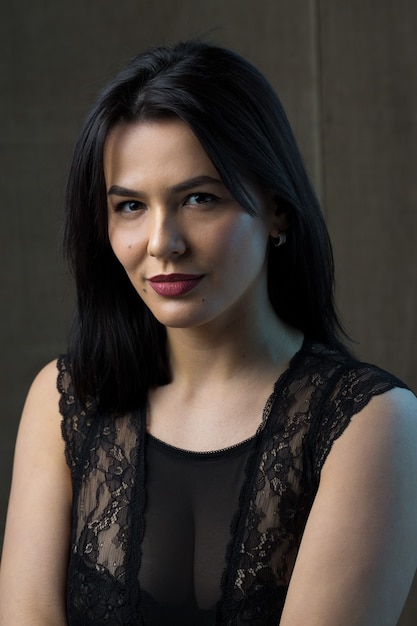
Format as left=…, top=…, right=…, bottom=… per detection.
left=139, top=435, right=255, bottom=624
left=58, top=340, right=409, bottom=625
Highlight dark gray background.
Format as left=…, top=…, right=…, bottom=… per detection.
left=1, top=1, right=416, bottom=621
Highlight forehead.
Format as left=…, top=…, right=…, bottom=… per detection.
left=103, top=118, right=218, bottom=186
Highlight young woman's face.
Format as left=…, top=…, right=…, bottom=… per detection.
left=104, top=118, right=279, bottom=331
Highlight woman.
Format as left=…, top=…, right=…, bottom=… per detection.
left=1, top=40, right=416, bottom=625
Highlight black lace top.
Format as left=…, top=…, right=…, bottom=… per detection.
left=58, top=340, right=408, bottom=625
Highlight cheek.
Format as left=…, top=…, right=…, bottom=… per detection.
left=205, top=216, right=268, bottom=264
left=108, top=225, right=145, bottom=270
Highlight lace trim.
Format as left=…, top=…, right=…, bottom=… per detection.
left=147, top=431, right=257, bottom=458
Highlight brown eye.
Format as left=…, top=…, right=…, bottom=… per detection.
left=115, top=200, right=143, bottom=213
left=185, top=193, right=220, bottom=206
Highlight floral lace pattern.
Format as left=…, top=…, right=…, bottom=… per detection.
left=58, top=341, right=407, bottom=625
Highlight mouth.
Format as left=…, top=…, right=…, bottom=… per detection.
left=147, top=274, right=204, bottom=297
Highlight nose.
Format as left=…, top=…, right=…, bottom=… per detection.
left=146, top=207, right=187, bottom=258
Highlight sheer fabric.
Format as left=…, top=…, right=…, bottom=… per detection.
left=139, top=435, right=255, bottom=624
left=59, top=340, right=407, bottom=625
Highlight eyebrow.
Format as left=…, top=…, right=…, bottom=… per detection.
left=107, top=175, right=224, bottom=198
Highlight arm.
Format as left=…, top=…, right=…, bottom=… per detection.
left=280, top=387, right=417, bottom=626
left=0, top=361, right=71, bottom=625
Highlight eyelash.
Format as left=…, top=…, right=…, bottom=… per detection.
left=114, top=200, right=143, bottom=213
left=114, top=193, right=220, bottom=214
left=183, top=192, right=220, bottom=206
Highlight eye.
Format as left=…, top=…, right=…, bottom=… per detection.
left=114, top=200, right=144, bottom=213
left=184, top=192, right=220, bottom=206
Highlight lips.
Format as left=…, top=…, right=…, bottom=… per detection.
left=148, top=274, right=204, bottom=297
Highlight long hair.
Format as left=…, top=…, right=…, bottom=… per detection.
left=64, top=39, right=348, bottom=411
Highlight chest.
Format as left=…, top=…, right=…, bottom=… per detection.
left=145, top=378, right=279, bottom=452
left=66, top=403, right=314, bottom=625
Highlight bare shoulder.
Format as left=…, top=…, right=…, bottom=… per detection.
left=16, top=358, right=64, bottom=452
left=25, top=357, right=61, bottom=407
left=0, top=359, right=71, bottom=623
left=281, top=385, right=417, bottom=626
left=325, top=385, right=417, bottom=474
left=373, top=385, right=417, bottom=456
left=364, top=384, right=417, bottom=422
left=322, top=385, right=417, bottom=538
left=11, top=357, right=69, bottom=494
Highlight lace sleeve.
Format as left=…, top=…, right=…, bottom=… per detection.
left=57, top=355, right=95, bottom=478
left=309, top=363, right=410, bottom=479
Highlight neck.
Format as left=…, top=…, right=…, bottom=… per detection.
left=164, top=304, right=303, bottom=391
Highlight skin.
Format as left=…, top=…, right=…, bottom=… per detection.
left=280, top=387, right=417, bottom=625
left=0, top=118, right=416, bottom=625
left=105, top=119, right=284, bottom=334
left=0, top=362, right=71, bottom=625
left=105, top=118, right=297, bottom=450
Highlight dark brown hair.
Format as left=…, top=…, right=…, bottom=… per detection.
left=64, top=40, right=348, bottom=411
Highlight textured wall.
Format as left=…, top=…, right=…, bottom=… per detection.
left=1, top=0, right=416, bottom=621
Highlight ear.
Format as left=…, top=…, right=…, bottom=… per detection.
left=269, top=203, right=290, bottom=239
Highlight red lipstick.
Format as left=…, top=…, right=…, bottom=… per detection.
left=148, top=274, right=204, bottom=297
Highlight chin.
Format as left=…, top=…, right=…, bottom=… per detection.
left=150, top=305, right=221, bottom=330
left=146, top=305, right=206, bottom=329
left=154, top=315, right=208, bottom=330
